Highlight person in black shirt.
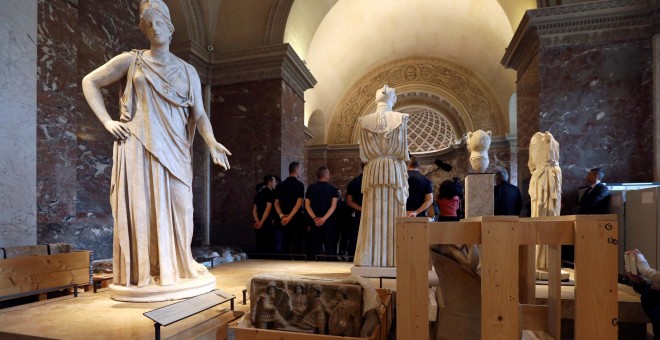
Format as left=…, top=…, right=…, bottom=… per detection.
left=305, top=167, right=339, bottom=260
left=335, top=189, right=353, bottom=261
left=252, top=175, right=277, bottom=255
left=345, top=165, right=364, bottom=258
left=274, top=162, right=305, bottom=256
left=406, top=157, right=433, bottom=217
left=493, top=168, right=522, bottom=216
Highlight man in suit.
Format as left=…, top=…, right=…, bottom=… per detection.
left=493, top=168, right=522, bottom=216
left=578, top=167, right=610, bottom=214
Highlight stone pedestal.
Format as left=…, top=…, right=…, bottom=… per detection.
left=464, top=173, right=494, bottom=218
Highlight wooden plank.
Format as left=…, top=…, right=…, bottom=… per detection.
left=0, top=268, right=90, bottom=297
left=519, top=245, right=536, bottom=304
left=481, top=221, right=520, bottom=340
left=520, top=304, right=548, bottom=332
left=574, top=219, right=618, bottom=340
left=535, top=221, right=575, bottom=245
left=0, top=251, right=90, bottom=299
left=396, top=219, right=429, bottom=340
left=547, top=245, right=561, bottom=338
left=0, top=251, right=90, bottom=278
left=428, top=221, right=481, bottom=244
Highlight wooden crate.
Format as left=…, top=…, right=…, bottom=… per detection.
left=396, top=215, right=619, bottom=340
left=0, top=250, right=91, bottom=300
left=227, top=288, right=390, bottom=340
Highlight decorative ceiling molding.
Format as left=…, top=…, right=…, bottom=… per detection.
left=264, top=0, right=294, bottom=45
left=208, top=43, right=316, bottom=98
left=180, top=0, right=206, bottom=46
left=502, top=0, right=652, bottom=73
left=329, top=57, right=503, bottom=145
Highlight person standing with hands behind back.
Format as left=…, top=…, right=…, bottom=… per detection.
left=406, top=157, right=433, bottom=218
left=82, top=0, right=231, bottom=293
left=274, top=162, right=305, bottom=256
left=252, top=175, right=277, bottom=255
left=305, top=167, right=339, bottom=260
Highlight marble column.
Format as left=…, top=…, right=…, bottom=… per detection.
left=207, top=44, right=316, bottom=252
left=0, top=1, right=37, bottom=247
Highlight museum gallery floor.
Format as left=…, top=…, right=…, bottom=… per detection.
left=0, top=260, right=383, bottom=339
left=0, top=259, right=651, bottom=339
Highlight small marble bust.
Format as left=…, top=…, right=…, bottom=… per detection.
left=466, top=129, right=492, bottom=173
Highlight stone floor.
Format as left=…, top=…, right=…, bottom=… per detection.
left=0, top=259, right=392, bottom=339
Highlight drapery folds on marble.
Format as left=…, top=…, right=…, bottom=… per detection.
left=528, top=131, right=562, bottom=270
left=353, top=111, right=409, bottom=267
left=111, top=50, right=205, bottom=287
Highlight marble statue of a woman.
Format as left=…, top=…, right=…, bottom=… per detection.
left=82, top=0, right=231, bottom=302
left=353, top=85, right=409, bottom=267
left=528, top=131, right=562, bottom=273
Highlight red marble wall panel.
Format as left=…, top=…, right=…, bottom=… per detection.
left=538, top=41, right=652, bottom=210
left=36, top=0, right=145, bottom=259
left=209, top=79, right=306, bottom=251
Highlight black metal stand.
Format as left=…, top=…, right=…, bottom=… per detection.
left=144, top=289, right=235, bottom=340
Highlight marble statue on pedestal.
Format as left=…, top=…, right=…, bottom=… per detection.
left=528, top=131, right=562, bottom=272
left=81, top=0, right=231, bottom=301
left=467, top=129, right=492, bottom=173
left=353, top=85, right=409, bottom=267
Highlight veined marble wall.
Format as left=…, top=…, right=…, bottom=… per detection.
left=0, top=1, right=37, bottom=247
left=538, top=41, right=652, bottom=210
left=209, top=79, right=306, bottom=252
left=36, top=0, right=144, bottom=259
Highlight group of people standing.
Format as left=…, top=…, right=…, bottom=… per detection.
left=251, top=162, right=362, bottom=261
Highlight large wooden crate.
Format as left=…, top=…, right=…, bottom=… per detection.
left=396, top=215, right=619, bottom=340
left=227, top=288, right=392, bottom=340
left=0, top=250, right=91, bottom=300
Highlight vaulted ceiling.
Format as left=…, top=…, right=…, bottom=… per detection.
left=166, top=0, right=538, bottom=143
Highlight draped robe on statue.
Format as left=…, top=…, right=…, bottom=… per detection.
left=528, top=131, right=562, bottom=270
left=111, top=50, right=204, bottom=287
left=353, top=111, right=409, bottom=267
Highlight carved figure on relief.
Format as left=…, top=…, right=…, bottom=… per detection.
left=466, top=129, right=492, bottom=173
left=81, top=0, right=231, bottom=301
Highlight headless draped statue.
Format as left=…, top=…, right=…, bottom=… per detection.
left=528, top=131, right=562, bottom=273
left=353, top=85, right=409, bottom=267
left=82, top=0, right=231, bottom=301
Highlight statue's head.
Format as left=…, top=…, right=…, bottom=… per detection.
left=466, top=129, right=492, bottom=152
left=375, top=84, right=396, bottom=107
left=139, top=0, right=175, bottom=41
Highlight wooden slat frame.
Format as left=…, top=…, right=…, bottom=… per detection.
left=395, top=215, right=618, bottom=340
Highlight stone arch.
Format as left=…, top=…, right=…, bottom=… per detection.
left=308, top=109, right=326, bottom=145
left=168, top=0, right=206, bottom=46
left=264, top=0, right=294, bottom=45
left=329, top=57, right=505, bottom=144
